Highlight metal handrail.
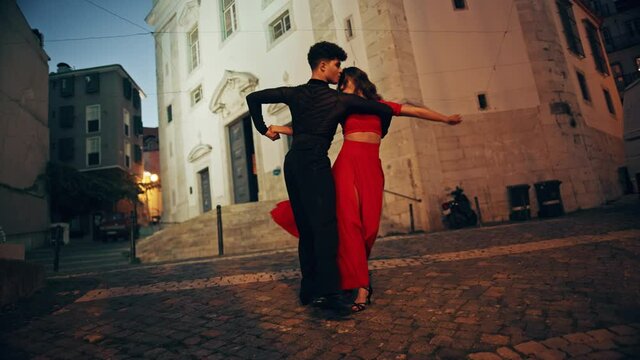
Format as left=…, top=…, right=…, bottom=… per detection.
left=383, top=189, right=422, bottom=202
left=382, top=190, right=422, bottom=233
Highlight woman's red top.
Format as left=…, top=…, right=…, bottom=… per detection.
left=342, top=100, right=402, bottom=136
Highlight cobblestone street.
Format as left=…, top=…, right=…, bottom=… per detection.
left=1, top=198, right=639, bottom=359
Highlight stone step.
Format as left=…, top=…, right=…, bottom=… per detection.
left=137, top=200, right=295, bottom=263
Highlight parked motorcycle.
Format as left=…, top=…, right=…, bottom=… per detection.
left=441, top=186, right=478, bottom=229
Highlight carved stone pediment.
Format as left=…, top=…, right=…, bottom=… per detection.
left=178, top=0, right=199, bottom=27
left=209, top=70, right=259, bottom=119
left=187, top=143, right=212, bottom=163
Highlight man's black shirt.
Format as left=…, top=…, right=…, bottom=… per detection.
left=246, top=79, right=394, bottom=147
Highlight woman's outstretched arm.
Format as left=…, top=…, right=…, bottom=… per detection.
left=399, top=103, right=462, bottom=125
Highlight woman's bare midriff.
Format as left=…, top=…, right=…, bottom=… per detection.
left=344, top=132, right=381, bottom=144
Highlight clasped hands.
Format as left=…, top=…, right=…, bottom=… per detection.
left=264, top=125, right=281, bottom=141
left=265, top=125, right=293, bottom=141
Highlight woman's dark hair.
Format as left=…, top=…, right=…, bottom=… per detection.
left=338, top=67, right=382, bottom=101
left=338, top=67, right=393, bottom=137
left=307, top=41, right=347, bottom=70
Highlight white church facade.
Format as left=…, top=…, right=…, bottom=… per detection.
left=147, top=0, right=624, bottom=234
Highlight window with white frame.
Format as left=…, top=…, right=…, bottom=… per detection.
left=123, top=108, right=130, bottom=137
left=344, top=16, right=355, bottom=40
left=86, top=136, right=101, bottom=166
left=124, top=141, right=131, bottom=168
left=188, top=26, right=200, bottom=71
left=86, top=104, right=100, bottom=133
left=191, top=85, right=203, bottom=106
left=221, top=0, right=238, bottom=40
left=270, top=10, right=291, bottom=42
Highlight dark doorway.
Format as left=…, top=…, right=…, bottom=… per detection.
left=199, top=167, right=212, bottom=212
left=228, top=115, right=258, bottom=203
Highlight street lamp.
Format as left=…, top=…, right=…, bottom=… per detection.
left=140, top=171, right=160, bottom=223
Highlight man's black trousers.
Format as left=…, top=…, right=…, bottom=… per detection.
left=284, top=144, right=340, bottom=301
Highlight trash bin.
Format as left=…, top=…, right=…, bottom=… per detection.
left=618, top=167, right=633, bottom=194
left=534, top=180, right=564, bottom=218
left=507, top=184, right=531, bottom=221
left=50, top=223, right=70, bottom=245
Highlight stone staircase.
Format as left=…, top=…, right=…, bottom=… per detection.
left=136, top=200, right=297, bottom=263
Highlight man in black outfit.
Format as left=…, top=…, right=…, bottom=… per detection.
left=246, top=42, right=393, bottom=310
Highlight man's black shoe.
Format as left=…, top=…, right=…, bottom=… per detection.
left=299, top=291, right=313, bottom=305
left=311, top=293, right=350, bottom=315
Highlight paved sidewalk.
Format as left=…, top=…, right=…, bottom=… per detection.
left=1, top=197, right=639, bottom=359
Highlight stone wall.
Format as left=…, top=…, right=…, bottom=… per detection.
left=309, top=0, right=337, bottom=42
left=357, top=0, right=431, bottom=234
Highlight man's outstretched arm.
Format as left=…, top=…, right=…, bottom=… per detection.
left=246, top=87, right=292, bottom=140
left=342, top=93, right=394, bottom=121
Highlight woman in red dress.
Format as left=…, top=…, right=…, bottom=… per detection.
left=271, top=67, right=462, bottom=312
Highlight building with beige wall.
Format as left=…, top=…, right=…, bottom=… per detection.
left=623, top=79, right=640, bottom=191
left=49, top=64, right=145, bottom=234
left=147, top=0, right=625, bottom=234
left=0, top=0, right=50, bottom=250
left=587, top=0, right=640, bottom=96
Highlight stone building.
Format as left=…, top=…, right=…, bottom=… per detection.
left=146, top=0, right=624, bottom=235
left=0, top=0, right=50, bottom=249
left=586, top=0, right=640, bottom=96
left=143, top=127, right=163, bottom=221
left=49, top=64, right=145, bottom=234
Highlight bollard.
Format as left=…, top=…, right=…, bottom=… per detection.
left=409, top=203, right=415, bottom=233
left=474, top=196, right=483, bottom=226
left=129, top=211, right=137, bottom=263
left=216, top=205, right=224, bottom=256
left=52, top=225, right=62, bottom=272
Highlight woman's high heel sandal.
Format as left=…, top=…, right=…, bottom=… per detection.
left=351, top=286, right=373, bottom=313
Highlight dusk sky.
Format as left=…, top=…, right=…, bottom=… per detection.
left=17, top=0, right=160, bottom=127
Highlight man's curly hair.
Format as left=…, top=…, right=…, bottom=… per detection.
left=307, top=41, right=347, bottom=70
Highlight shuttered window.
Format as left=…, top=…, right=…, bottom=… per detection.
left=59, top=138, right=74, bottom=161
left=60, top=76, right=75, bottom=97
left=584, top=20, right=609, bottom=75
left=85, top=73, right=100, bottom=93
left=557, top=0, right=585, bottom=57
left=59, top=106, right=74, bottom=128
